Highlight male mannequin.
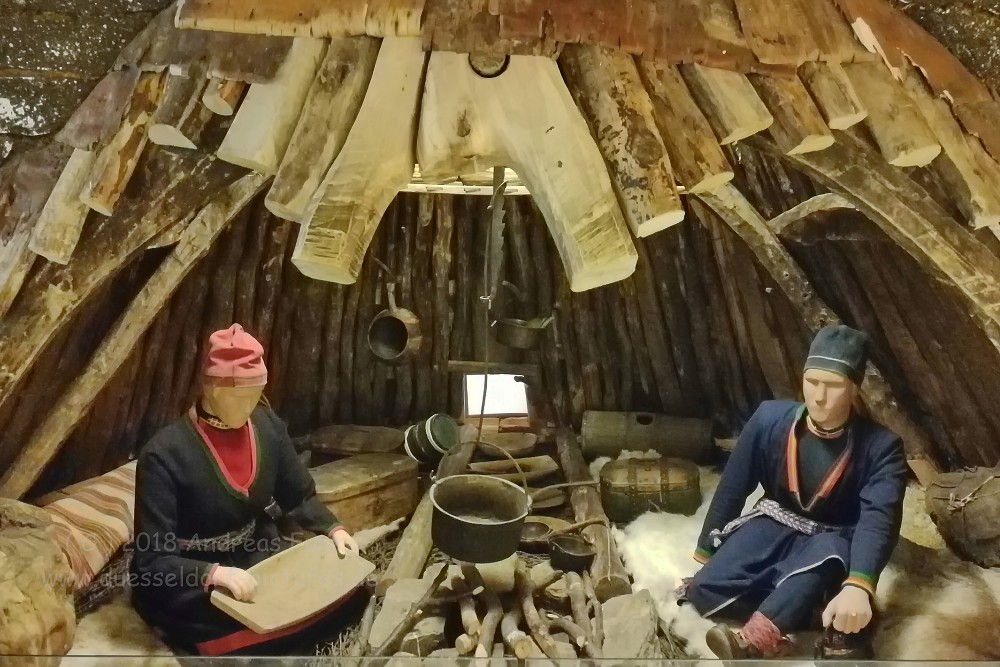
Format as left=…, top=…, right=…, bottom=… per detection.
left=131, top=324, right=360, bottom=655
left=678, top=324, right=908, bottom=659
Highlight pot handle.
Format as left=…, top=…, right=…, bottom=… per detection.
left=473, top=440, right=530, bottom=505
left=528, top=479, right=600, bottom=500
left=385, top=281, right=398, bottom=312
left=547, top=516, right=608, bottom=538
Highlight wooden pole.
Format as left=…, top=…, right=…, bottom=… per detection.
left=0, top=175, right=265, bottom=498
left=555, top=428, right=630, bottom=602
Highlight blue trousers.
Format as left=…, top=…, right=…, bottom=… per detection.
left=686, top=516, right=849, bottom=632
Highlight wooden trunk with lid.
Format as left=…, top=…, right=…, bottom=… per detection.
left=310, top=453, right=418, bottom=532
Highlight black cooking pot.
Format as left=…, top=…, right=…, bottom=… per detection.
left=549, top=534, right=596, bottom=572
left=429, top=474, right=531, bottom=563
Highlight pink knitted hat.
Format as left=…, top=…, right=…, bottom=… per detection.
left=202, top=324, right=267, bottom=387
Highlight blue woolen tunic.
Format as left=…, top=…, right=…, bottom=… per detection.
left=129, top=405, right=343, bottom=651
left=685, top=400, right=908, bottom=617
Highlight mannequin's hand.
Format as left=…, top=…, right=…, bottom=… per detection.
left=211, top=566, right=258, bottom=601
left=330, top=528, right=359, bottom=556
left=822, top=586, right=872, bottom=633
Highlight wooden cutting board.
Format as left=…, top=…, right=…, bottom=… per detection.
left=473, top=432, right=538, bottom=458
left=210, top=536, right=375, bottom=633
left=467, top=455, right=558, bottom=482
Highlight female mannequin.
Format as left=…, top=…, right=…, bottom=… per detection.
left=130, top=323, right=359, bottom=656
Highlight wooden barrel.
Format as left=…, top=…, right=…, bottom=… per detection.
left=599, top=457, right=702, bottom=522
left=581, top=411, right=713, bottom=463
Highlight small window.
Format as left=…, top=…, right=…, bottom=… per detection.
left=464, top=374, right=528, bottom=417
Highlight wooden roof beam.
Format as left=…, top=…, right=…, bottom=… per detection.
left=637, top=59, right=734, bottom=195
left=767, top=193, right=857, bottom=235
left=0, top=174, right=267, bottom=500
left=732, top=0, right=820, bottom=65
left=416, top=50, right=637, bottom=292
left=79, top=72, right=165, bottom=217
left=0, top=145, right=72, bottom=318
left=678, top=64, right=773, bottom=145
left=202, top=78, right=246, bottom=116
left=749, top=73, right=834, bottom=155
left=842, top=61, right=941, bottom=168
left=293, top=36, right=426, bottom=284
left=216, top=37, right=327, bottom=175
left=799, top=62, right=867, bottom=131
left=695, top=185, right=939, bottom=480
left=148, top=71, right=213, bottom=150
left=29, top=149, right=95, bottom=264
left=174, top=0, right=424, bottom=38
left=265, top=36, right=380, bottom=222
left=559, top=44, right=684, bottom=238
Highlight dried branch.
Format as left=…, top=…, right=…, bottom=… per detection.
left=566, top=572, right=595, bottom=652
left=501, top=601, right=534, bottom=659
left=515, top=558, right=573, bottom=659
left=455, top=581, right=481, bottom=655
left=583, top=571, right=604, bottom=650
left=474, top=590, right=504, bottom=658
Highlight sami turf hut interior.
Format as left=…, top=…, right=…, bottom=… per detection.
left=5, top=0, right=1000, bottom=663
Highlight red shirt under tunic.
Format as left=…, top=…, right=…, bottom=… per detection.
left=198, top=419, right=254, bottom=490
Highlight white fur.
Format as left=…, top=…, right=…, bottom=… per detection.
left=602, top=451, right=1000, bottom=661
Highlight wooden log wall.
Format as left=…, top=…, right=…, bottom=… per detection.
left=6, top=186, right=786, bottom=497
left=730, top=145, right=1000, bottom=469
left=10, top=145, right=1000, bottom=497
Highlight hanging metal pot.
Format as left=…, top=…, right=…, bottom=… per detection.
left=430, top=441, right=601, bottom=563
left=495, top=314, right=554, bottom=350
left=368, top=282, right=422, bottom=365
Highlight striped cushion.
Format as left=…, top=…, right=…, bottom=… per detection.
left=40, top=461, right=137, bottom=590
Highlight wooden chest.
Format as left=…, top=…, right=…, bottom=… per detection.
left=310, top=453, right=419, bottom=533
left=599, top=457, right=701, bottom=523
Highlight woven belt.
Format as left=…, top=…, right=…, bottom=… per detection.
left=709, top=498, right=840, bottom=548
left=177, top=518, right=256, bottom=552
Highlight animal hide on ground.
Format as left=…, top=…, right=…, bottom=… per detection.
left=604, top=452, right=1000, bottom=662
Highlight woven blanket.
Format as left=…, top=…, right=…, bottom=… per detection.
left=40, top=461, right=137, bottom=591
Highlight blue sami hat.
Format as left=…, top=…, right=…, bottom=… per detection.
left=803, top=324, right=869, bottom=385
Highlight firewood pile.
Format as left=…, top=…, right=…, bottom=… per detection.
left=364, top=560, right=607, bottom=660
left=308, top=425, right=685, bottom=661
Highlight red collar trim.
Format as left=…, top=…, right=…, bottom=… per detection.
left=786, top=405, right=853, bottom=512
left=187, top=406, right=258, bottom=497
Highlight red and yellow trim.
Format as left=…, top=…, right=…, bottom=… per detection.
left=785, top=406, right=854, bottom=512
left=843, top=571, right=877, bottom=598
